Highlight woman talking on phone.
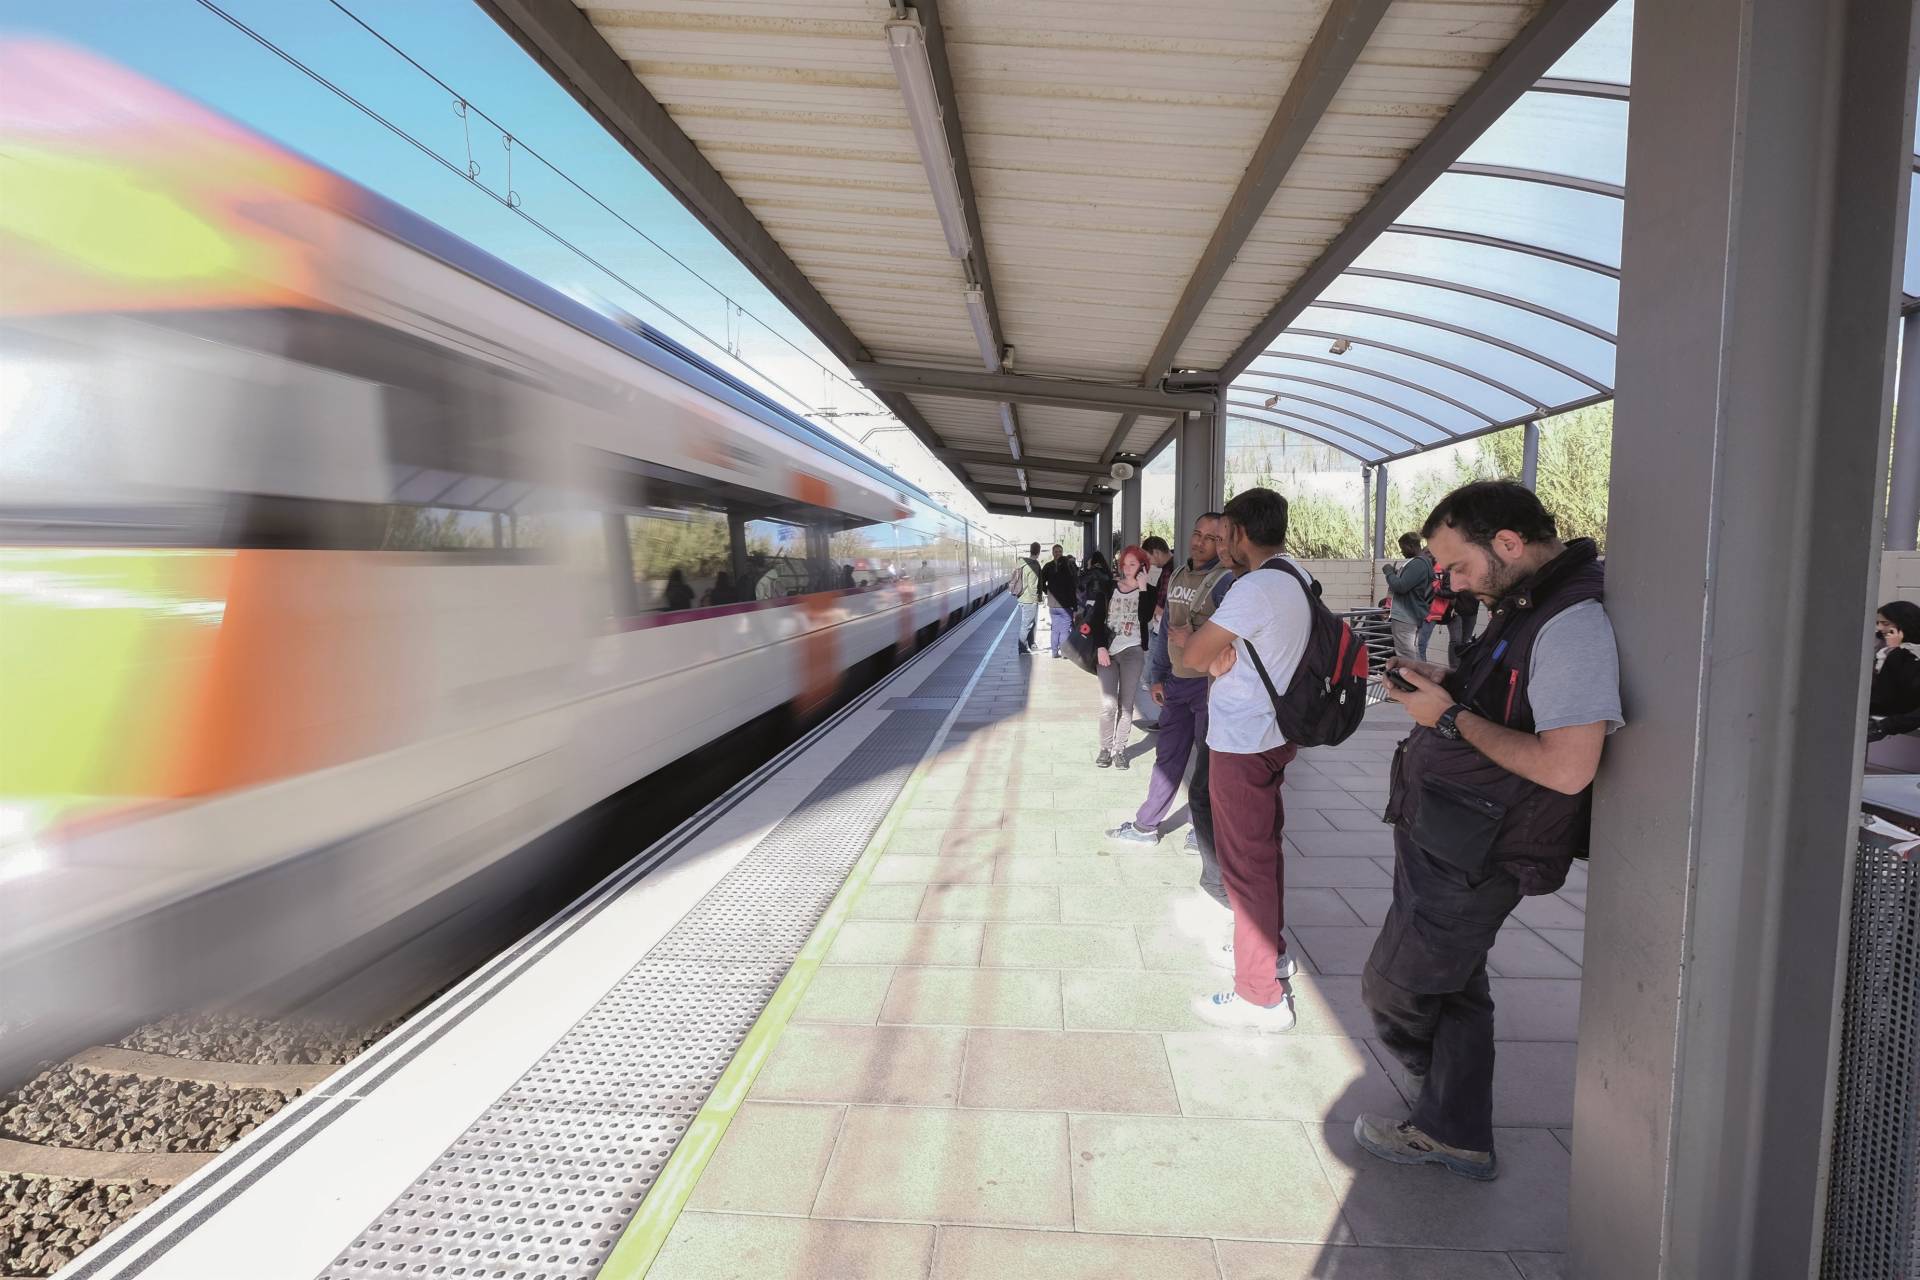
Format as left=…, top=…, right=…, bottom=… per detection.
left=1086, top=545, right=1159, bottom=768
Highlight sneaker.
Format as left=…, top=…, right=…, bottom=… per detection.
left=1352, top=1113, right=1496, bottom=1181
left=1143, top=721, right=1161, bottom=732
left=1095, top=750, right=1113, bottom=768
left=1105, top=821, right=1160, bottom=846
left=1190, top=989, right=1296, bottom=1033
left=1184, top=828, right=1199, bottom=852
left=1209, top=941, right=1297, bottom=981
left=1114, top=754, right=1131, bottom=771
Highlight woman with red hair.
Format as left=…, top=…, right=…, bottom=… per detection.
left=1085, top=544, right=1159, bottom=767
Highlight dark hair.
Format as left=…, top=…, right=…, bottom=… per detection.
left=1221, top=487, right=1289, bottom=548
left=1141, top=535, right=1171, bottom=555
left=1085, top=551, right=1109, bottom=572
left=1028, top=542, right=1040, bottom=556
left=1422, top=479, right=1559, bottom=547
left=1051, top=543, right=1063, bottom=553
left=1199, top=510, right=1224, bottom=524
left=1880, top=601, right=1920, bottom=643
left=1397, top=532, right=1422, bottom=557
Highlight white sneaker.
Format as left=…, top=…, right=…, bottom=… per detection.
left=1190, top=989, right=1296, bottom=1033
left=1208, top=940, right=1297, bottom=981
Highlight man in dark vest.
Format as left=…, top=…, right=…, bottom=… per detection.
left=1361, top=480, right=1622, bottom=1180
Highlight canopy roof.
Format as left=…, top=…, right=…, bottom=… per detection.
left=482, top=0, right=1920, bottom=512
left=1229, top=0, right=1920, bottom=464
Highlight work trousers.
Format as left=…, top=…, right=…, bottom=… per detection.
left=1096, top=646, right=1146, bottom=757
left=1209, top=742, right=1300, bottom=1006
left=1135, top=676, right=1207, bottom=831
left=1390, top=616, right=1421, bottom=662
left=1362, top=827, right=1524, bottom=1153
left=1048, top=605, right=1072, bottom=655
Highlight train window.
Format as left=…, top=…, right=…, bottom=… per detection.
left=608, top=458, right=892, bottom=617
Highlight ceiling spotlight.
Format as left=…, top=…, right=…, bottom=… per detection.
left=1329, top=338, right=1352, bottom=356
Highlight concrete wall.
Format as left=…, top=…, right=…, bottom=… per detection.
left=1296, top=558, right=1389, bottom=613
left=1879, top=550, right=1920, bottom=605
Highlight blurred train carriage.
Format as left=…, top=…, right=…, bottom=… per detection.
left=0, top=42, right=1009, bottom=1072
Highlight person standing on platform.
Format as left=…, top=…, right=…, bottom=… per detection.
left=1138, top=536, right=1174, bottom=730
left=1105, top=514, right=1233, bottom=861
left=1040, top=543, right=1078, bottom=659
left=1086, top=545, right=1158, bottom=768
left=1179, top=488, right=1312, bottom=1032
left=1442, top=572, right=1481, bottom=666
left=1010, top=541, right=1043, bottom=655
left=1384, top=533, right=1435, bottom=661
left=1358, top=480, right=1621, bottom=1181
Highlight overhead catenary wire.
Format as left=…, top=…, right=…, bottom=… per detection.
left=187, top=0, right=889, bottom=424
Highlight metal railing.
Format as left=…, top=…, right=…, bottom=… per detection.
left=1821, top=802, right=1920, bottom=1278
left=1342, top=607, right=1395, bottom=706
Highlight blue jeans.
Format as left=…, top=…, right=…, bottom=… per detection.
left=1048, top=605, right=1072, bottom=655
left=1017, top=600, right=1040, bottom=650
left=1417, top=619, right=1436, bottom=662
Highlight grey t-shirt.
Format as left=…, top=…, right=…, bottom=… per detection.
left=1527, top=600, right=1625, bottom=733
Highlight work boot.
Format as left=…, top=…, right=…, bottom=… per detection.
left=1352, top=1114, right=1497, bottom=1181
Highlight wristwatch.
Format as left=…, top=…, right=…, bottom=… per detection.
left=1434, top=704, right=1467, bottom=740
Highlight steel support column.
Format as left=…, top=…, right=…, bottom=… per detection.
left=1890, top=309, right=1920, bottom=549
left=1572, top=1, right=1919, bottom=1277
left=1521, top=419, right=1541, bottom=490
left=1372, top=462, right=1389, bottom=564
left=1175, top=407, right=1225, bottom=556
left=1095, top=502, right=1114, bottom=563
left=1120, top=472, right=1142, bottom=550
left=1362, top=466, right=1375, bottom=560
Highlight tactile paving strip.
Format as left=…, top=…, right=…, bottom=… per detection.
left=319, top=609, right=1006, bottom=1279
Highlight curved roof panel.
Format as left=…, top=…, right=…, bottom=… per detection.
left=1232, top=0, right=1920, bottom=464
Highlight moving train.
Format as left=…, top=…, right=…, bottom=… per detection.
left=0, top=42, right=1013, bottom=1067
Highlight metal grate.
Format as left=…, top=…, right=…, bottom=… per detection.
left=1821, top=810, right=1920, bottom=1279
left=319, top=625, right=994, bottom=1280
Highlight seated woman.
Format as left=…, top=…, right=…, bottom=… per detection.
left=1869, top=600, right=1920, bottom=741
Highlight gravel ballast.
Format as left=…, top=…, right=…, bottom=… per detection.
left=0, top=1067, right=287, bottom=1155
left=115, top=1014, right=376, bottom=1066
left=1, top=1176, right=162, bottom=1278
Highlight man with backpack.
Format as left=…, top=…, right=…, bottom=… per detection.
left=1039, top=543, right=1079, bottom=658
left=1177, top=488, right=1318, bottom=1032
left=1384, top=532, right=1436, bottom=661
left=1361, top=480, right=1621, bottom=1181
left=1010, top=542, right=1044, bottom=655
left=1105, top=514, right=1234, bottom=872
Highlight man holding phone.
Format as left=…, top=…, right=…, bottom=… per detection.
left=1362, top=481, right=1622, bottom=1181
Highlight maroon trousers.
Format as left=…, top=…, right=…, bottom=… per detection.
left=1208, top=742, right=1299, bottom=1006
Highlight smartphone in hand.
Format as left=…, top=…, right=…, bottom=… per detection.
left=1385, top=669, right=1418, bottom=693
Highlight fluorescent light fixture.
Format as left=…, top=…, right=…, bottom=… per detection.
left=997, top=402, right=1017, bottom=435
left=886, top=17, right=971, bottom=260
left=964, top=288, right=999, bottom=372
left=1016, top=467, right=1028, bottom=491
left=1007, top=435, right=1022, bottom=461
left=1024, top=497, right=1032, bottom=513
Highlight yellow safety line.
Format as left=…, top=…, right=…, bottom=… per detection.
left=596, top=605, right=1014, bottom=1278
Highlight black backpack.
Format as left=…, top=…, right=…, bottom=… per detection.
left=1241, top=558, right=1371, bottom=748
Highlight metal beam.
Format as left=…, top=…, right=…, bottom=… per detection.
left=1218, top=0, right=1616, bottom=382
left=1228, top=387, right=1429, bottom=450
left=1341, top=268, right=1617, bottom=342
left=474, top=0, right=964, bottom=496
left=1533, top=76, right=1629, bottom=100
left=848, top=362, right=1215, bottom=414
left=978, top=484, right=1115, bottom=505
left=1448, top=161, right=1625, bottom=199
left=1232, top=368, right=1456, bottom=438
left=1242, top=351, right=1500, bottom=424
left=938, top=450, right=1114, bottom=477
left=1289, top=328, right=1550, bottom=410
left=1096, top=0, right=1394, bottom=469
left=1306, top=301, right=1613, bottom=393
left=1381, top=224, right=1621, bottom=279
left=911, top=0, right=1007, bottom=356
left=1226, top=405, right=1385, bottom=462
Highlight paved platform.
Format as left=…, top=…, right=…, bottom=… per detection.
left=656, top=613, right=1585, bottom=1279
